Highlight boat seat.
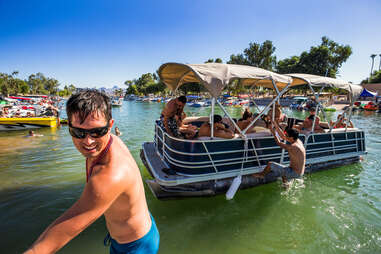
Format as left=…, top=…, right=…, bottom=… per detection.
left=197, top=133, right=241, bottom=140
left=245, top=132, right=272, bottom=138
left=324, top=127, right=359, bottom=133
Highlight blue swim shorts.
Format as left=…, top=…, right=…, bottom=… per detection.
left=104, top=214, right=160, bottom=254
left=270, top=162, right=302, bottom=179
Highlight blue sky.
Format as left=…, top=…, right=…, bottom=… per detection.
left=1, top=0, right=380, bottom=88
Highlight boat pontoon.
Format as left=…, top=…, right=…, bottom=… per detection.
left=141, top=63, right=366, bottom=199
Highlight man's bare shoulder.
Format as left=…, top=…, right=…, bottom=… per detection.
left=289, top=140, right=305, bottom=152
left=92, top=136, right=139, bottom=186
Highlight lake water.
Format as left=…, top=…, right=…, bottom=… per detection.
left=0, top=101, right=380, bottom=253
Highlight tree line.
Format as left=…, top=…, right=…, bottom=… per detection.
left=125, top=36, right=362, bottom=96
left=361, top=70, right=381, bottom=84
left=0, top=72, right=76, bottom=97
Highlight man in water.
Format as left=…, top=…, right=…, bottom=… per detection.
left=114, top=126, right=122, bottom=136
left=253, top=120, right=306, bottom=183
left=160, top=96, right=196, bottom=138
left=25, top=130, right=43, bottom=137
left=24, top=90, right=159, bottom=254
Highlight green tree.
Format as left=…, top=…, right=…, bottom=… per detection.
left=0, top=71, right=25, bottom=95
left=28, top=73, right=47, bottom=94
left=205, top=58, right=223, bottom=63
left=178, top=82, right=205, bottom=94
left=68, top=84, right=76, bottom=94
left=15, top=79, right=29, bottom=94
left=44, top=78, right=60, bottom=95
left=228, top=40, right=277, bottom=70
left=132, top=73, right=166, bottom=95
left=114, top=88, right=124, bottom=97
left=0, top=73, right=10, bottom=95
left=364, top=70, right=381, bottom=84
left=126, top=84, right=138, bottom=95
left=277, top=36, right=352, bottom=78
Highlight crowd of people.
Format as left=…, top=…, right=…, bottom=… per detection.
left=158, top=96, right=355, bottom=141
left=0, top=97, right=60, bottom=118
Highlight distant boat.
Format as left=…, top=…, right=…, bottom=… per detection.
left=364, top=101, right=378, bottom=111
left=189, top=101, right=206, bottom=107
left=112, top=98, right=123, bottom=107
left=289, top=96, right=308, bottom=110
left=0, top=117, right=58, bottom=130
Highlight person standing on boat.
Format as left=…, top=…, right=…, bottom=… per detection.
left=24, top=90, right=159, bottom=254
left=252, top=120, right=306, bottom=183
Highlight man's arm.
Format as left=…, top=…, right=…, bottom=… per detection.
left=24, top=169, right=125, bottom=254
left=271, top=120, right=287, bottom=141
left=163, top=115, right=174, bottom=136
left=270, top=125, right=287, bottom=149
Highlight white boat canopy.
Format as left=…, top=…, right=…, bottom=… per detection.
left=287, top=73, right=363, bottom=100
left=158, top=63, right=292, bottom=97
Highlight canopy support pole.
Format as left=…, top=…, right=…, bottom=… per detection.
left=242, top=81, right=292, bottom=135
left=210, top=97, right=215, bottom=138
left=216, top=100, right=244, bottom=136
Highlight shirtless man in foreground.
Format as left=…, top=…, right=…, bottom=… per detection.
left=24, top=90, right=159, bottom=254
left=253, top=120, right=306, bottom=183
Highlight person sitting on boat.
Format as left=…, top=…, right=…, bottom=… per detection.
left=330, top=114, right=354, bottom=129
left=159, top=96, right=187, bottom=138
left=198, top=114, right=234, bottom=139
left=294, top=107, right=324, bottom=133
left=2, top=107, right=10, bottom=117
left=267, top=101, right=285, bottom=123
left=176, top=111, right=198, bottom=139
left=252, top=120, right=306, bottom=184
left=236, top=108, right=256, bottom=134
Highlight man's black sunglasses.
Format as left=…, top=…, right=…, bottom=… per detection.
left=68, top=122, right=110, bottom=139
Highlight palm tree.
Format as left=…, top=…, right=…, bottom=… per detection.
left=370, top=54, right=377, bottom=81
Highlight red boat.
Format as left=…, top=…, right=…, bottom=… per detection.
left=364, top=101, right=378, bottom=111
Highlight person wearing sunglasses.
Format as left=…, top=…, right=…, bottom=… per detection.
left=25, top=90, right=159, bottom=254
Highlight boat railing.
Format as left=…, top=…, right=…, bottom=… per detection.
left=154, top=121, right=366, bottom=176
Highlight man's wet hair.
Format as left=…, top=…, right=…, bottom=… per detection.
left=242, top=108, right=253, bottom=120
left=213, top=114, right=222, bottom=123
left=66, top=89, right=112, bottom=124
left=286, top=127, right=299, bottom=141
left=178, top=96, right=187, bottom=104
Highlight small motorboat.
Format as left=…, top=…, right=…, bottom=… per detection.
left=189, top=101, right=207, bottom=107
left=364, top=101, right=378, bottom=111
left=111, top=98, right=123, bottom=107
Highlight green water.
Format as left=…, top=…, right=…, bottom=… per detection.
left=1, top=102, right=380, bottom=254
